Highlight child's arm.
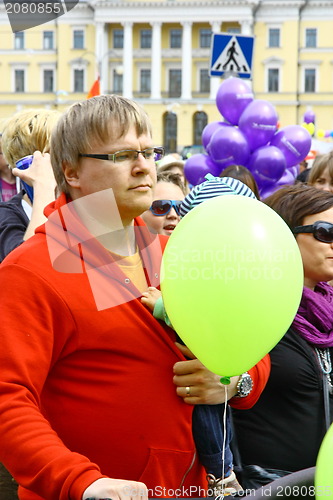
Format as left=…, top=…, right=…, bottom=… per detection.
left=141, top=287, right=173, bottom=328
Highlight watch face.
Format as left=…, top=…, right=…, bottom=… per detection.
left=238, top=373, right=253, bottom=397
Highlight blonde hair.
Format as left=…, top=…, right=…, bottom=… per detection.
left=1, top=109, right=61, bottom=168
left=50, top=94, right=153, bottom=194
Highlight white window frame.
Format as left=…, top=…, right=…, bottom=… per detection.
left=302, top=66, right=318, bottom=93
left=14, top=31, right=25, bottom=50
left=299, top=60, right=321, bottom=92
left=43, top=30, right=54, bottom=50
left=263, top=57, right=283, bottom=93
left=72, top=27, right=85, bottom=50
left=39, top=63, right=56, bottom=92
left=267, top=25, right=281, bottom=48
left=11, top=63, right=28, bottom=92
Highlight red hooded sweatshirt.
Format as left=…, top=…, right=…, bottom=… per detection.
left=0, top=193, right=269, bottom=500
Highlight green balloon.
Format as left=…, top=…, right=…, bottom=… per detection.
left=315, top=423, right=333, bottom=498
left=161, top=195, right=303, bottom=377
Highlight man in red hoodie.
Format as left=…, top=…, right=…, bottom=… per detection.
left=0, top=95, right=269, bottom=500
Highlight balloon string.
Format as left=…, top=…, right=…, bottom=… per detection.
left=221, top=384, right=228, bottom=499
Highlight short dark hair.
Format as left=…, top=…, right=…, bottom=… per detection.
left=264, top=184, right=333, bottom=229
left=220, top=164, right=260, bottom=199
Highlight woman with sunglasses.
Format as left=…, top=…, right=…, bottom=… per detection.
left=141, top=171, right=186, bottom=236
left=232, top=183, right=333, bottom=488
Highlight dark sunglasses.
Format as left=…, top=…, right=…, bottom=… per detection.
left=149, top=199, right=182, bottom=216
left=292, top=220, right=333, bottom=243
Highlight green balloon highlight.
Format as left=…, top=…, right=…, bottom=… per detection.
left=161, top=195, right=303, bottom=377
left=315, top=423, right=333, bottom=498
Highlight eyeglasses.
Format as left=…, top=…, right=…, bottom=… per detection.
left=79, top=147, right=164, bottom=164
left=292, top=221, right=333, bottom=243
left=149, top=199, right=182, bottom=216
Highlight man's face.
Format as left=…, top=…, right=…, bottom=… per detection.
left=66, top=126, right=157, bottom=226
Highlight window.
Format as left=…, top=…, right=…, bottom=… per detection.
left=113, top=29, right=123, bottom=49
left=269, top=28, right=280, bottom=48
left=170, top=29, right=182, bottom=49
left=199, top=69, right=210, bottom=93
left=140, top=30, right=151, bottom=49
left=169, top=69, right=181, bottom=97
left=43, top=70, right=54, bottom=92
left=73, top=29, right=84, bottom=49
left=200, top=29, right=211, bottom=48
left=113, top=70, right=123, bottom=94
left=163, top=112, right=177, bottom=153
left=268, top=68, right=279, bottom=92
left=227, top=27, right=240, bottom=34
left=43, top=31, right=54, bottom=49
left=193, top=112, right=208, bottom=145
left=14, top=32, right=24, bottom=50
left=305, top=28, right=317, bottom=48
left=140, top=69, right=151, bottom=93
left=15, top=69, right=25, bottom=92
left=74, top=69, right=84, bottom=92
left=304, top=68, right=316, bottom=92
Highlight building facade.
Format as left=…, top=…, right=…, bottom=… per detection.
left=0, top=0, right=332, bottom=152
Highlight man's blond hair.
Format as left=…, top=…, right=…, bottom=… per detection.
left=50, top=94, right=153, bottom=194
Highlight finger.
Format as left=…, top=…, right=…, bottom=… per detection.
left=175, top=342, right=196, bottom=359
left=173, top=358, right=201, bottom=376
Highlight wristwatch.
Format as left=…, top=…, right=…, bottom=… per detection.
left=235, top=372, right=253, bottom=398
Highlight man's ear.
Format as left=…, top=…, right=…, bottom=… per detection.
left=62, top=162, right=80, bottom=189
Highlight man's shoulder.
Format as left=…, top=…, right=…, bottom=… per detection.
left=1, top=231, right=49, bottom=269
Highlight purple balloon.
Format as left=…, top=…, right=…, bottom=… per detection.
left=248, top=145, right=286, bottom=187
left=216, top=77, right=254, bottom=125
left=303, top=110, right=316, bottom=124
left=184, top=154, right=221, bottom=186
left=202, top=121, right=230, bottom=151
left=270, top=125, right=312, bottom=168
left=259, top=167, right=297, bottom=199
left=209, top=125, right=250, bottom=168
left=238, top=100, right=278, bottom=151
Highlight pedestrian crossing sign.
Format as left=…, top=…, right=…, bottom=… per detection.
left=210, top=33, right=254, bottom=79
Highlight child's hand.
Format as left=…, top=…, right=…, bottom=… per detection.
left=141, top=286, right=161, bottom=311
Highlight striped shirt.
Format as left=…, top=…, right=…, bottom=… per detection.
left=179, top=174, right=257, bottom=217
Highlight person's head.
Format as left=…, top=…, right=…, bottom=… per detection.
left=220, top=164, right=260, bottom=199
left=1, top=109, right=61, bottom=169
left=51, top=94, right=161, bottom=226
left=157, top=154, right=189, bottom=193
left=264, top=184, right=333, bottom=289
left=179, top=173, right=256, bottom=218
left=307, top=152, right=333, bottom=192
left=141, top=172, right=186, bottom=236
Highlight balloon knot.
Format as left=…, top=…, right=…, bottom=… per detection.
left=220, top=376, right=231, bottom=385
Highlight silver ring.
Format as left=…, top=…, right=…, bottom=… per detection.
left=185, top=386, right=191, bottom=396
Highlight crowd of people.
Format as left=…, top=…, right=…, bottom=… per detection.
left=0, top=95, right=332, bottom=500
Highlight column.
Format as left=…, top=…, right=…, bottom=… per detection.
left=122, top=22, right=133, bottom=98
left=209, top=21, right=221, bottom=100
left=181, top=21, right=192, bottom=100
left=150, top=22, right=162, bottom=99
left=241, top=20, right=252, bottom=35
left=95, top=22, right=105, bottom=92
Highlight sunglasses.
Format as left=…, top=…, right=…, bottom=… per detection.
left=292, top=220, right=333, bottom=243
left=149, top=199, right=182, bottom=216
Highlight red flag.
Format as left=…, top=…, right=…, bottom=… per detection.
left=87, top=77, right=100, bottom=99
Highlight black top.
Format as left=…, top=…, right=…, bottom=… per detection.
left=232, top=328, right=333, bottom=472
left=0, top=191, right=29, bottom=262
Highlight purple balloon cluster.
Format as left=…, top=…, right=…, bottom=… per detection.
left=184, top=77, right=312, bottom=198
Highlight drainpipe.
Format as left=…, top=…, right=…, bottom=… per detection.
left=296, top=0, right=309, bottom=124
